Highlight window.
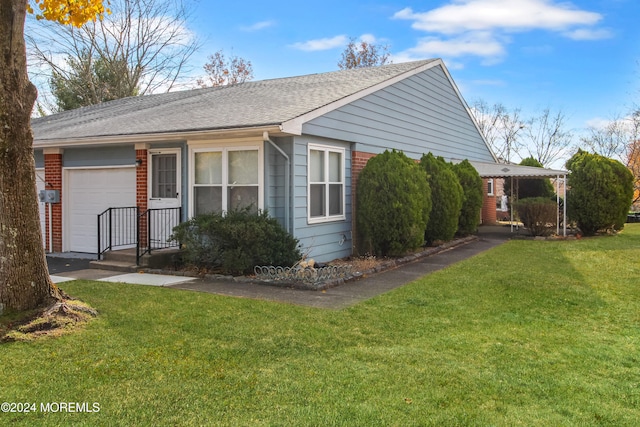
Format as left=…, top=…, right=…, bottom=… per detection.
left=192, top=147, right=261, bottom=216
left=308, top=145, right=345, bottom=223
left=151, top=153, right=177, bottom=199
left=487, top=179, right=494, bottom=196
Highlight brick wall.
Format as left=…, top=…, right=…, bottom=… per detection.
left=481, top=178, right=497, bottom=225
left=351, top=151, right=377, bottom=254
left=44, top=153, right=63, bottom=252
left=136, top=149, right=148, bottom=246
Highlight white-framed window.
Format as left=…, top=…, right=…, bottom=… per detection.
left=308, top=144, right=345, bottom=223
left=190, top=145, right=262, bottom=216
left=487, top=178, right=494, bottom=196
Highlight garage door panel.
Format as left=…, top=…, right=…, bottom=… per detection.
left=65, top=168, right=136, bottom=253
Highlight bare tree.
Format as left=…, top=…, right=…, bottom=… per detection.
left=581, top=112, right=640, bottom=159
left=27, top=0, right=200, bottom=112
left=196, top=50, right=254, bottom=88
left=581, top=110, right=640, bottom=205
left=523, top=108, right=573, bottom=167
left=338, top=38, right=391, bottom=70
left=470, top=100, right=524, bottom=163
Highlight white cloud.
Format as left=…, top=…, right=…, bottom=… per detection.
left=240, top=20, right=275, bottom=32
left=289, top=33, right=386, bottom=54
left=290, top=35, right=348, bottom=51
left=585, top=117, right=613, bottom=129
left=393, top=31, right=506, bottom=67
left=564, top=28, right=613, bottom=40
left=359, top=33, right=377, bottom=44
left=392, top=0, right=608, bottom=64
left=407, top=32, right=505, bottom=58
left=393, top=0, right=602, bottom=34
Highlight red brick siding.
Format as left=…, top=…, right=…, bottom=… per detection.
left=351, top=151, right=377, bottom=253
left=481, top=179, right=497, bottom=225
left=136, top=149, right=148, bottom=246
left=44, top=153, right=63, bottom=252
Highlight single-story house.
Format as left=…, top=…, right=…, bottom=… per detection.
left=32, top=58, right=500, bottom=262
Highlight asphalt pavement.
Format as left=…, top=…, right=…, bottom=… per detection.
left=47, top=253, right=93, bottom=274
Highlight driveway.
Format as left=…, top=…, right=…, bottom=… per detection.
left=47, top=254, right=93, bottom=274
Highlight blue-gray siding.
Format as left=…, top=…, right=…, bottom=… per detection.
left=302, top=64, right=494, bottom=162
left=264, top=137, right=293, bottom=231
left=291, top=135, right=352, bottom=263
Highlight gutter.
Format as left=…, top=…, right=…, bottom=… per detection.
left=32, top=125, right=285, bottom=149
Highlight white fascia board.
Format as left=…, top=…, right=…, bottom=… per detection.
left=280, top=59, right=444, bottom=135
left=32, top=125, right=284, bottom=149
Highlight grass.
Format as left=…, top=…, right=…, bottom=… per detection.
left=1, top=225, right=640, bottom=426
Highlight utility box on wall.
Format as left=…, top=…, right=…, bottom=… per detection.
left=38, top=189, right=60, bottom=204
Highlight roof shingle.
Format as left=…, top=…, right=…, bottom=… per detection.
left=32, top=59, right=438, bottom=141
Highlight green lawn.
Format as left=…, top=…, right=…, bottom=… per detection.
left=2, top=225, right=640, bottom=426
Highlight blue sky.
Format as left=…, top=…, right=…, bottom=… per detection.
left=189, top=0, right=639, bottom=137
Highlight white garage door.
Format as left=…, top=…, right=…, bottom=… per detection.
left=65, top=167, right=136, bottom=253
left=35, top=170, right=46, bottom=248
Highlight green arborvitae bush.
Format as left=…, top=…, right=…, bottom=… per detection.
left=504, top=157, right=555, bottom=200
left=420, top=153, right=463, bottom=243
left=566, top=150, right=634, bottom=235
left=515, top=197, right=557, bottom=236
left=170, top=207, right=301, bottom=275
left=357, top=150, right=431, bottom=257
left=453, top=159, right=483, bottom=235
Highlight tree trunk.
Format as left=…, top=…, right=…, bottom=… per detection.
left=0, top=0, right=60, bottom=312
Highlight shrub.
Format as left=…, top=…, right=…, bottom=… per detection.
left=357, top=150, right=431, bottom=257
left=170, top=208, right=301, bottom=275
left=566, top=150, right=634, bottom=235
left=515, top=197, right=557, bottom=236
left=420, top=153, right=463, bottom=243
left=453, top=159, right=483, bottom=235
left=504, top=157, right=555, bottom=199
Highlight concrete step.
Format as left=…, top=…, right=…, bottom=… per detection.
left=102, top=248, right=137, bottom=263
left=89, top=259, right=139, bottom=273
left=98, top=247, right=181, bottom=270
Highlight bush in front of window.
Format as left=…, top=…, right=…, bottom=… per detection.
left=357, top=150, right=431, bottom=257
left=170, top=208, right=302, bottom=275
left=566, top=149, right=634, bottom=235
left=420, top=153, right=463, bottom=244
left=453, top=159, right=483, bottom=235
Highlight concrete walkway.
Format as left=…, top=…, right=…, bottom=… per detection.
left=48, top=225, right=512, bottom=309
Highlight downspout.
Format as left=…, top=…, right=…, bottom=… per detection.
left=263, top=131, right=291, bottom=234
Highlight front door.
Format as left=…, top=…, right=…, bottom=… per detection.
left=148, top=149, right=181, bottom=248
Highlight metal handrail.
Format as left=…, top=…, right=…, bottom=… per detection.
left=97, top=207, right=139, bottom=260
left=136, top=207, right=182, bottom=265
left=98, top=206, right=181, bottom=264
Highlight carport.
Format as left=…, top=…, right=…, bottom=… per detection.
left=467, top=160, right=568, bottom=236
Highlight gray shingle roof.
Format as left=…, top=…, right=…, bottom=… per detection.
left=32, top=59, right=438, bottom=141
